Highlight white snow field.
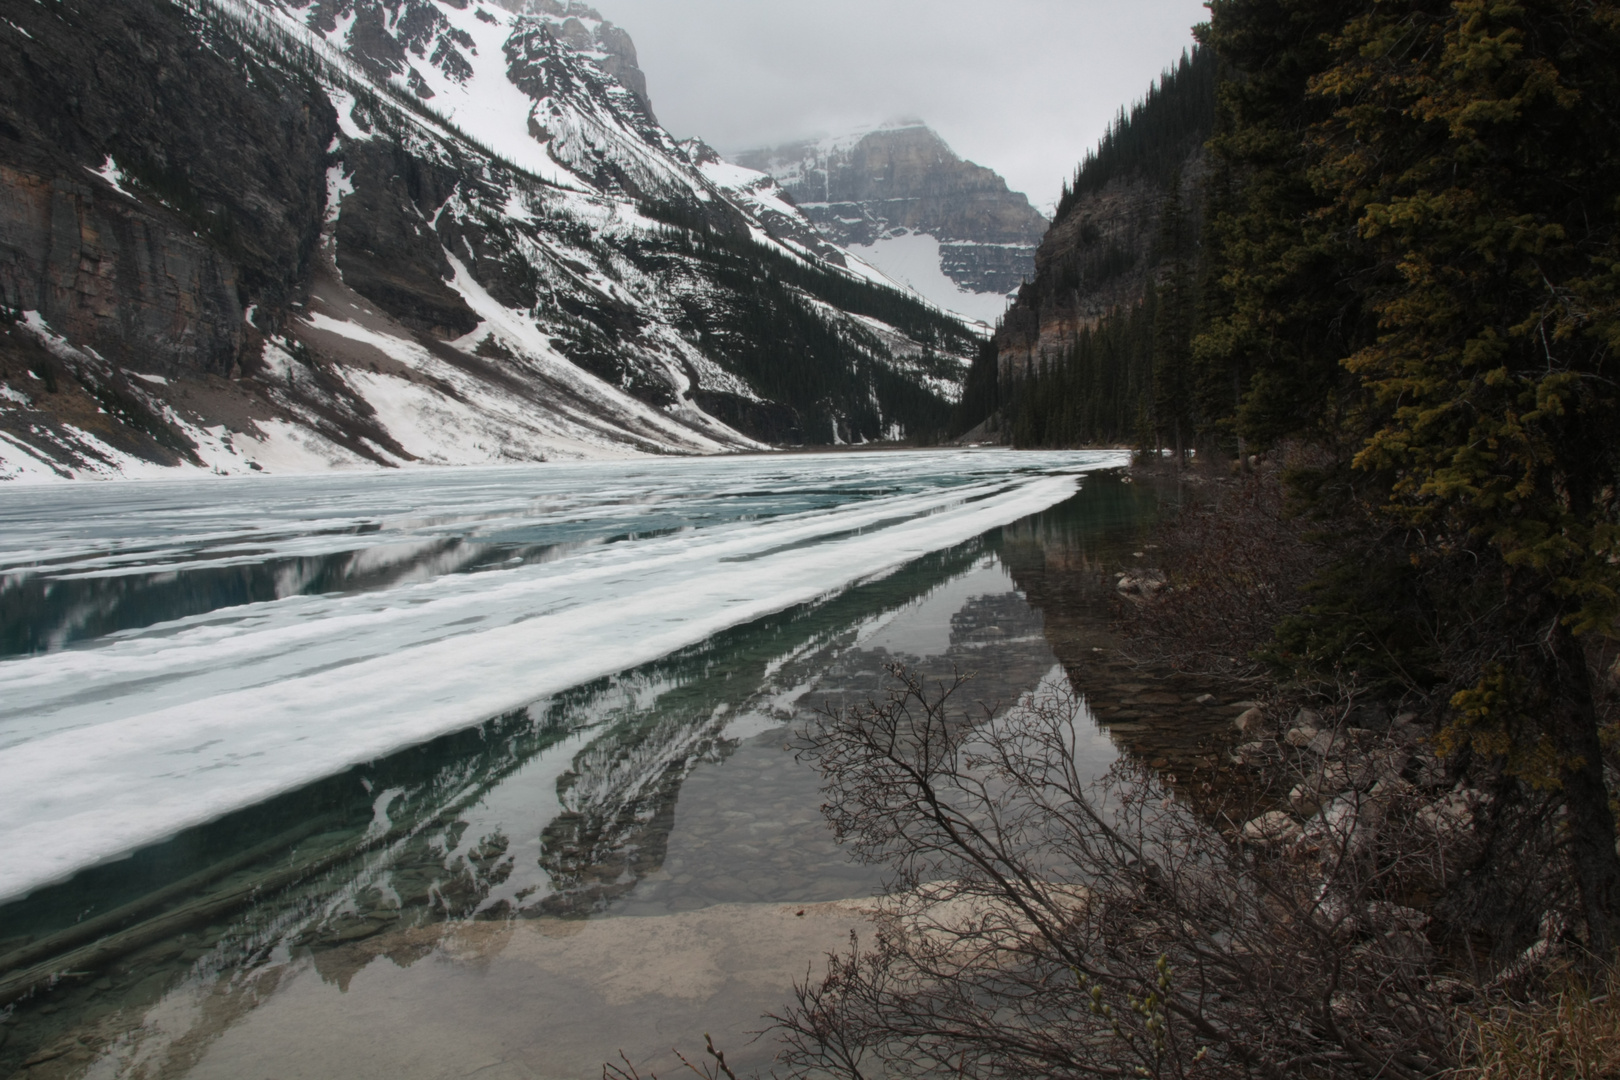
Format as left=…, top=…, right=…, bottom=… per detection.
left=0, top=449, right=1125, bottom=902
left=850, top=232, right=1016, bottom=327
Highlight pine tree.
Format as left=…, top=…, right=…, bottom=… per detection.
left=1202, top=0, right=1620, bottom=953
left=1196, top=0, right=1375, bottom=449
left=1308, top=0, right=1620, bottom=953
left=1152, top=168, right=1196, bottom=465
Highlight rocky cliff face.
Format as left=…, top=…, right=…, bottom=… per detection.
left=0, top=0, right=973, bottom=480
left=991, top=48, right=1217, bottom=381
left=736, top=125, right=1048, bottom=318
left=996, top=153, right=1205, bottom=375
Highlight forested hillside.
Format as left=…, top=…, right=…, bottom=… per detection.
left=1028, top=0, right=1620, bottom=983
left=844, top=8, right=1620, bottom=1077
left=954, top=46, right=1215, bottom=446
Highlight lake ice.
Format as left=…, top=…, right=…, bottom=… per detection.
left=0, top=449, right=1125, bottom=902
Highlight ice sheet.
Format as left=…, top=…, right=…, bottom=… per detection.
left=0, top=449, right=1125, bottom=901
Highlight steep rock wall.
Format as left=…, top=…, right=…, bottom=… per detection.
left=997, top=151, right=1204, bottom=375
left=0, top=0, right=335, bottom=377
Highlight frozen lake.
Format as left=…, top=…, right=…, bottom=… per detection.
left=0, top=449, right=1258, bottom=1080
left=0, top=449, right=1122, bottom=904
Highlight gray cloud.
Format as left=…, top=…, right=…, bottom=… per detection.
left=598, top=0, right=1209, bottom=214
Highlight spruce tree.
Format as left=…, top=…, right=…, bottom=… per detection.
left=1310, top=0, right=1620, bottom=953
left=1152, top=168, right=1196, bottom=465
left=1202, top=0, right=1620, bottom=953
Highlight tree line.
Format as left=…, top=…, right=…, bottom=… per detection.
left=983, top=0, right=1620, bottom=962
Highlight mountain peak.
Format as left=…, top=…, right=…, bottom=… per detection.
left=0, top=0, right=979, bottom=480
left=733, top=126, right=1049, bottom=323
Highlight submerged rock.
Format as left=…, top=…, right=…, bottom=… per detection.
left=1230, top=740, right=1277, bottom=767
left=1116, top=569, right=1168, bottom=598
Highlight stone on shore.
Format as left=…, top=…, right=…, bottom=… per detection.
left=1233, top=707, right=1269, bottom=736
left=1242, top=811, right=1303, bottom=848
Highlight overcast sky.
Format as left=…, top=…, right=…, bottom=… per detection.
left=598, top=0, right=1209, bottom=216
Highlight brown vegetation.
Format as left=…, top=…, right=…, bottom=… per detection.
left=766, top=666, right=1484, bottom=1079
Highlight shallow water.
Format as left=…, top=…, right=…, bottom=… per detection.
left=0, top=454, right=1253, bottom=1079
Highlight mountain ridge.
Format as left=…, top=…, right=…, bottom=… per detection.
left=0, top=0, right=973, bottom=481
left=735, top=124, right=1047, bottom=322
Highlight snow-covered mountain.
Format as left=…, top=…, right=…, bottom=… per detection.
left=735, top=124, right=1050, bottom=327
left=0, top=0, right=976, bottom=481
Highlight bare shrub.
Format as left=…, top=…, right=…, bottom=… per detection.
left=604, top=1034, right=740, bottom=1080
left=774, top=665, right=1469, bottom=1080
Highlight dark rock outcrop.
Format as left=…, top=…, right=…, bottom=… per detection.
left=335, top=141, right=480, bottom=339
left=491, top=0, right=655, bottom=120
left=0, top=0, right=335, bottom=377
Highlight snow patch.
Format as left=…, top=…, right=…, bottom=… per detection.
left=850, top=232, right=1013, bottom=327
left=327, top=87, right=372, bottom=141
left=85, top=156, right=136, bottom=199
left=324, top=163, right=355, bottom=225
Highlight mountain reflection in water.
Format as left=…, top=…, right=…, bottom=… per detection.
left=0, top=470, right=1179, bottom=1080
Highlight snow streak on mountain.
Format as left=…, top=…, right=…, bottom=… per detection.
left=0, top=0, right=977, bottom=481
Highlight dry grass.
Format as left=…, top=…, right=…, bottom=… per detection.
left=1450, top=971, right=1620, bottom=1080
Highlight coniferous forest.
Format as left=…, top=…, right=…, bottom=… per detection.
left=968, top=0, right=1620, bottom=982
left=954, top=45, right=1217, bottom=449
left=909, top=9, right=1620, bottom=1077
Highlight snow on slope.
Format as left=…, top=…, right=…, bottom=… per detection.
left=273, top=0, right=974, bottom=331
left=0, top=450, right=1125, bottom=900
left=851, top=232, right=1014, bottom=327
left=0, top=0, right=983, bottom=483
left=690, top=153, right=992, bottom=331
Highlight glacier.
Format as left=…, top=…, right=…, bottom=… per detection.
left=0, top=448, right=1125, bottom=903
